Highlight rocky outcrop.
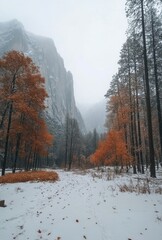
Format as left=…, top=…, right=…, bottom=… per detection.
left=0, top=19, right=85, bottom=132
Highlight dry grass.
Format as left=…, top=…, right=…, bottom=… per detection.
left=118, top=178, right=162, bottom=194
left=0, top=170, right=59, bottom=184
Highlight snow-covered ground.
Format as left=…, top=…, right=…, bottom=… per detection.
left=0, top=169, right=162, bottom=240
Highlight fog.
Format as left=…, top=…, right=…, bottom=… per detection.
left=0, top=0, right=128, bottom=105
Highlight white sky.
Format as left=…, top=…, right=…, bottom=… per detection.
left=0, top=0, right=128, bottom=105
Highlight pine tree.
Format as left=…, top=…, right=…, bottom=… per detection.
left=126, top=0, right=156, bottom=177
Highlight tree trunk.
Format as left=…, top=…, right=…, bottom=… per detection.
left=136, top=88, right=144, bottom=173
left=133, top=44, right=144, bottom=173
left=64, top=114, right=69, bottom=169
left=68, top=121, right=74, bottom=171
left=1, top=72, right=17, bottom=176
left=25, top=147, right=32, bottom=171
left=12, top=134, right=21, bottom=173
left=1, top=103, right=13, bottom=176
left=0, top=103, right=9, bottom=129
left=141, top=0, right=156, bottom=177
left=127, top=41, right=136, bottom=174
left=151, top=9, right=162, bottom=163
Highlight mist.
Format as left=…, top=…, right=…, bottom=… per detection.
left=0, top=0, right=128, bottom=105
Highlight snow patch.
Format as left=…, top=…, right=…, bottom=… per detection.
left=0, top=170, right=162, bottom=240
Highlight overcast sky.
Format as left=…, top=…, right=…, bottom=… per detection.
left=0, top=0, right=128, bottom=105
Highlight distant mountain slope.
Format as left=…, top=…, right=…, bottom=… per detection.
left=0, top=19, right=85, bottom=132
left=79, top=99, right=107, bottom=133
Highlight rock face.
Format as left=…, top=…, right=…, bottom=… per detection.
left=0, top=19, right=85, bottom=132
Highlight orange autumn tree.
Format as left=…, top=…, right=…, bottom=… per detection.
left=91, top=129, right=132, bottom=171
left=90, top=136, right=109, bottom=167
left=0, top=51, right=53, bottom=175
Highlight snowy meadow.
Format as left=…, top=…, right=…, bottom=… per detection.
left=0, top=169, right=162, bottom=240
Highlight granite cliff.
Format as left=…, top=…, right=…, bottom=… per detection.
left=0, top=19, right=85, bottom=133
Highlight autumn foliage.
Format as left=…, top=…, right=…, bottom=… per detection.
left=0, top=171, right=59, bottom=183
left=0, top=51, right=53, bottom=175
left=91, top=129, right=132, bottom=168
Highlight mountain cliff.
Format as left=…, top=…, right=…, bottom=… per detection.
left=0, top=19, right=85, bottom=132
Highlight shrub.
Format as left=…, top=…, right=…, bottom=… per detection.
left=0, top=170, right=59, bottom=183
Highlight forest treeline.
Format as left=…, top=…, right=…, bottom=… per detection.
left=91, top=0, right=162, bottom=177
